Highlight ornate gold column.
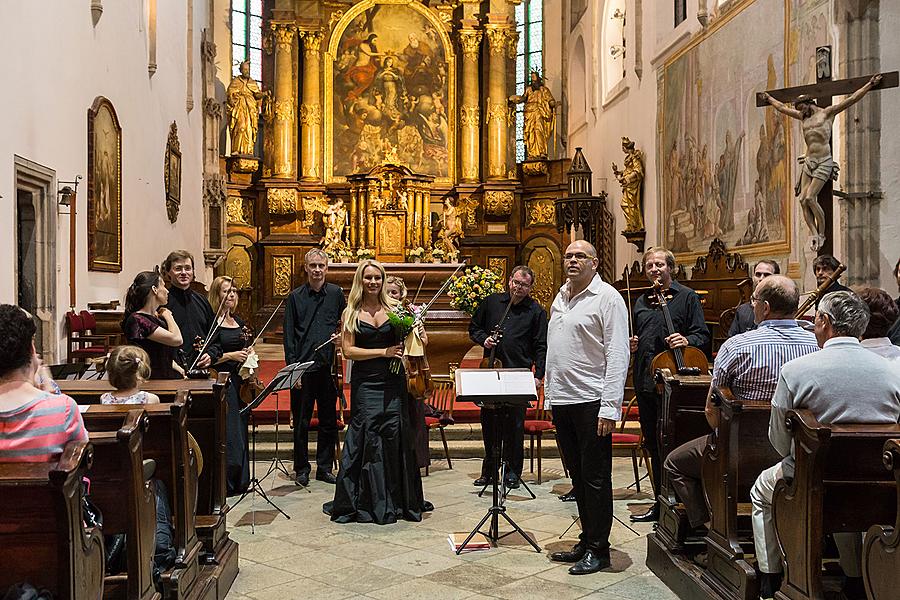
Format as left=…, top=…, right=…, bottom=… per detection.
left=270, top=22, right=297, bottom=178
left=458, top=28, right=483, bottom=183
left=299, top=30, right=323, bottom=181
left=484, top=23, right=515, bottom=180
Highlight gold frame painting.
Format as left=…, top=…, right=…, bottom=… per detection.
left=165, top=121, right=182, bottom=223
left=87, top=96, right=123, bottom=272
left=324, top=0, right=456, bottom=184
left=657, top=0, right=792, bottom=261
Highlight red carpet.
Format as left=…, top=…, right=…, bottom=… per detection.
left=251, top=359, right=489, bottom=424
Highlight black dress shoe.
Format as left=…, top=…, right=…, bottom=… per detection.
left=504, top=477, right=520, bottom=490
left=758, top=571, right=783, bottom=599
left=295, top=472, right=310, bottom=487
left=549, top=544, right=585, bottom=563
left=559, top=490, right=576, bottom=502
left=473, top=476, right=492, bottom=486
left=568, top=550, right=611, bottom=575
left=315, top=471, right=337, bottom=484
left=629, top=502, right=660, bottom=523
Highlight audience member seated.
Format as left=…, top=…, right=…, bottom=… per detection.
left=727, top=259, right=779, bottom=337
left=856, top=286, right=900, bottom=364
left=665, top=276, right=818, bottom=532
left=101, top=345, right=161, bottom=405
left=0, top=305, right=87, bottom=462
left=887, top=258, right=900, bottom=345
left=811, top=255, right=850, bottom=310
left=751, top=291, right=900, bottom=599
left=122, top=268, right=185, bottom=379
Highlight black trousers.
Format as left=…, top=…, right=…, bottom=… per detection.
left=636, top=389, right=662, bottom=499
left=552, top=401, right=613, bottom=555
left=480, top=405, right=526, bottom=479
left=290, top=369, right=338, bottom=475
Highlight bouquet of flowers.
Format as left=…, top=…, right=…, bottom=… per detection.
left=447, top=265, right=505, bottom=315
left=386, top=304, right=416, bottom=374
left=407, top=246, right=426, bottom=261
left=335, top=247, right=353, bottom=262
left=356, top=247, right=375, bottom=260
left=430, top=247, right=445, bottom=262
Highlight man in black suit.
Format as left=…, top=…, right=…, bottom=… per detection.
left=728, top=259, right=780, bottom=337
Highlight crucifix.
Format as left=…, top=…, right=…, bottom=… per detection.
left=755, top=50, right=897, bottom=255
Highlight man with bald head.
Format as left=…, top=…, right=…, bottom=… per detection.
left=545, top=240, right=630, bottom=574
left=664, top=275, right=819, bottom=535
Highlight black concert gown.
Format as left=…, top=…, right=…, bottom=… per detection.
left=214, top=321, right=250, bottom=496
left=324, top=321, right=427, bottom=524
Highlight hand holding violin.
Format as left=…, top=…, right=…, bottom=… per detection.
left=484, top=335, right=498, bottom=349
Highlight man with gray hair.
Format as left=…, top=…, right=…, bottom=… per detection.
left=751, top=290, right=900, bottom=598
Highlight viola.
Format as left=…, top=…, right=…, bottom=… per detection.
left=648, top=279, right=709, bottom=378
left=403, top=300, right=434, bottom=399
left=333, top=335, right=347, bottom=408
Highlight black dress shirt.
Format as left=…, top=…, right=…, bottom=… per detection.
left=283, top=282, right=346, bottom=372
left=728, top=302, right=756, bottom=337
left=167, top=286, right=222, bottom=366
left=468, top=292, right=548, bottom=379
left=632, top=280, right=710, bottom=394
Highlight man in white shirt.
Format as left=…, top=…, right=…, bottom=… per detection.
left=545, top=240, right=630, bottom=575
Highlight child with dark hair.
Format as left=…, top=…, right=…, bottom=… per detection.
left=101, top=345, right=161, bottom=405
left=0, top=305, right=87, bottom=462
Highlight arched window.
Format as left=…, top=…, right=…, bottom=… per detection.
left=515, top=0, right=544, bottom=163
left=232, top=0, right=263, bottom=81
left=601, top=0, right=626, bottom=100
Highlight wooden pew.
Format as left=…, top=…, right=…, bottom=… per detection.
left=773, top=410, right=900, bottom=600
left=82, top=394, right=208, bottom=600
left=87, top=409, right=160, bottom=600
left=655, top=369, right=713, bottom=551
left=61, top=376, right=238, bottom=600
left=862, top=438, right=900, bottom=600
left=0, top=441, right=105, bottom=600
left=701, top=388, right=781, bottom=600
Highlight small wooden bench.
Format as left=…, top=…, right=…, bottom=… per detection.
left=0, top=441, right=105, bottom=600
left=773, top=410, right=900, bottom=600
left=862, top=438, right=900, bottom=600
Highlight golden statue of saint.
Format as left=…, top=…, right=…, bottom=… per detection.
left=612, top=137, right=645, bottom=232
left=225, top=61, right=265, bottom=156
left=509, top=71, right=557, bottom=160
left=437, top=198, right=463, bottom=260
left=322, top=198, right=348, bottom=257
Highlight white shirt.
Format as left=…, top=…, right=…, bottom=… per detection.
left=861, top=337, right=900, bottom=365
left=544, top=273, right=630, bottom=420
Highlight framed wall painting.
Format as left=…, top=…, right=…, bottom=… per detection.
left=87, top=96, right=122, bottom=272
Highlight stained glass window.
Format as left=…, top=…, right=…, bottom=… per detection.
left=515, top=1, right=544, bottom=163
left=232, top=0, right=263, bottom=82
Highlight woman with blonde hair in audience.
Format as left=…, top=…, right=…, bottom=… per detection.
left=122, top=268, right=184, bottom=379
left=208, top=275, right=252, bottom=495
left=324, top=260, right=430, bottom=523
left=101, top=345, right=161, bottom=404
left=0, top=305, right=87, bottom=462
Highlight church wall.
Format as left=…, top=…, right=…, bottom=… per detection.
left=878, top=2, right=900, bottom=292
left=0, top=2, right=211, bottom=361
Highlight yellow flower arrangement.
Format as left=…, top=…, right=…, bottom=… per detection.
left=447, top=265, right=505, bottom=315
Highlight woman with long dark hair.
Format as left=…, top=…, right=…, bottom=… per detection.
left=324, top=260, right=429, bottom=524
left=121, top=269, right=184, bottom=379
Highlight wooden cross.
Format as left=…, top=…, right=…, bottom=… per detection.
left=755, top=63, right=898, bottom=256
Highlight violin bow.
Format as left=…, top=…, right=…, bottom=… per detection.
left=625, top=266, right=635, bottom=336
left=412, top=273, right=427, bottom=305
left=247, top=297, right=286, bottom=349
left=189, top=297, right=229, bottom=372
left=412, top=261, right=466, bottom=327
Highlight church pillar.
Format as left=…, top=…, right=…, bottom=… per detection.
left=836, top=0, right=881, bottom=285
left=484, top=20, right=516, bottom=180
left=299, top=30, right=323, bottom=181
left=270, top=22, right=297, bottom=178
left=458, top=27, right=483, bottom=183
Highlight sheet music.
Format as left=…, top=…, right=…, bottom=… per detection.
left=458, top=370, right=501, bottom=393
left=456, top=368, right=536, bottom=398
left=498, top=371, right=536, bottom=396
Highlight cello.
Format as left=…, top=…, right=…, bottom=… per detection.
left=648, top=279, right=709, bottom=377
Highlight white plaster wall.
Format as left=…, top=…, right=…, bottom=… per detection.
left=0, top=1, right=211, bottom=359
left=879, top=1, right=900, bottom=293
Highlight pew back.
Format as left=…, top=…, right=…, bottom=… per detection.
left=862, top=438, right=900, bottom=600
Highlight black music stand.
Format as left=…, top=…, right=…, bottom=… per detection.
left=454, top=368, right=542, bottom=554
left=234, top=360, right=314, bottom=531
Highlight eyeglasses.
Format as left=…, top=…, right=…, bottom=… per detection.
left=564, top=252, right=593, bottom=261
left=510, top=280, right=533, bottom=289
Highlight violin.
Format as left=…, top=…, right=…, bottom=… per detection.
left=333, top=331, right=347, bottom=408
left=237, top=325, right=265, bottom=406
left=403, top=300, right=434, bottom=399
left=648, top=279, right=709, bottom=378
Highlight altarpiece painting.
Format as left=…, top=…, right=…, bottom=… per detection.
left=658, top=0, right=791, bottom=258
left=325, top=0, right=454, bottom=182
left=88, top=96, right=122, bottom=272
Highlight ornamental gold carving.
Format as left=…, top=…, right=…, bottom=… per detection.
left=458, top=30, right=483, bottom=59
left=506, top=30, right=519, bottom=59
left=458, top=195, right=480, bottom=227
left=462, top=165, right=479, bottom=181
left=273, top=256, right=293, bottom=296
left=301, top=195, right=330, bottom=227
left=328, top=10, right=344, bottom=32
left=527, top=199, right=555, bottom=226
left=488, top=257, right=508, bottom=280
left=299, top=103, right=322, bottom=125
left=485, top=27, right=513, bottom=56
left=274, top=99, right=294, bottom=122
left=226, top=196, right=249, bottom=225
left=224, top=244, right=252, bottom=289
left=270, top=22, right=296, bottom=51
left=460, top=105, right=480, bottom=128
left=484, top=190, right=513, bottom=217
left=267, top=188, right=297, bottom=214
left=529, top=250, right=554, bottom=311
left=301, top=30, right=323, bottom=55
left=485, top=102, right=508, bottom=126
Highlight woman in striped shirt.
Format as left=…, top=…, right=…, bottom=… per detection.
left=0, top=305, right=87, bottom=462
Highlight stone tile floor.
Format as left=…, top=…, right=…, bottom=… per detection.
left=226, top=457, right=678, bottom=600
